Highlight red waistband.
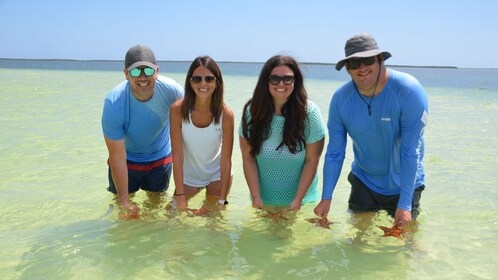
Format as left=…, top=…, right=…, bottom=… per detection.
left=127, top=156, right=173, bottom=171
left=107, top=156, right=173, bottom=171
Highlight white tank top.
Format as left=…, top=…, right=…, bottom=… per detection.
left=181, top=112, right=223, bottom=187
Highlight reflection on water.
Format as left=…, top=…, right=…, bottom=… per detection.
left=1, top=61, right=497, bottom=279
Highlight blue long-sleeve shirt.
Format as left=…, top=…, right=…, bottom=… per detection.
left=322, top=69, right=428, bottom=211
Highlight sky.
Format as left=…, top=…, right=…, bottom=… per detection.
left=0, top=0, right=497, bottom=68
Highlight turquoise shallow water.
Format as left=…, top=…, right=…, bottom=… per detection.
left=1, top=60, right=497, bottom=279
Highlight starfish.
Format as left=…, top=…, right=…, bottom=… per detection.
left=186, top=207, right=210, bottom=217
left=262, top=210, right=289, bottom=223
left=378, top=225, right=408, bottom=240
left=119, top=212, right=140, bottom=220
left=305, top=217, right=334, bottom=229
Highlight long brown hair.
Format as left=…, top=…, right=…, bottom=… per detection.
left=182, top=56, right=224, bottom=123
left=241, top=55, right=308, bottom=157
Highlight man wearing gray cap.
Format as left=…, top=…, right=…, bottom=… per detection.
left=102, top=45, right=184, bottom=214
left=314, top=33, right=428, bottom=228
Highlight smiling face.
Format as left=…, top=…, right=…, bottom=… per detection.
left=346, top=55, right=381, bottom=93
left=125, top=66, right=159, bottom=101
left=268, top=65, right=294, bottom=106
left=189, top=66, right=217, bottom=102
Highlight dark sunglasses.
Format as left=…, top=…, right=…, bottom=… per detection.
left=269, top=75, right=295, bottom=85
left=190, top=76, right=217, bottom=84
left=129, top=67, right=156, bottom=77
left=347, top=56, right=376, bottom=70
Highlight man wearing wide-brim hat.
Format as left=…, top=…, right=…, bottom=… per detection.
left=315, top=33, right=429, bottom=229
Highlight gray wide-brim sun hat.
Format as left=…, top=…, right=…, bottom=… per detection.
left=335, top=33, right=392, bottom=71
left=125, top=45, right=157, bottom=70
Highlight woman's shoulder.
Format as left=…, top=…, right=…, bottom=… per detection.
left=222, top=103, right=235, bottom=122
left=170, top=98, right=185, bottom=113
left=306, top=99, right=319, bottom=108
left=305, top=99, right=322, bottom=114
left=222, top=103, right=234, bottom=114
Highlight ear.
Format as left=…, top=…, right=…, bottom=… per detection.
left=124, top=69, right=130, bottom=80
left=378, top=54, right=384, bottom=63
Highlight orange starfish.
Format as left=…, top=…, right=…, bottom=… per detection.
left=262, top=210, right=289, bottom=223
left=119, top=212, right=140, bottom=220
left=305, top=217, right=333, bottom=229
left=186, top=207, right=210, bottom=217
left=378, top=225, right=408, bottom=240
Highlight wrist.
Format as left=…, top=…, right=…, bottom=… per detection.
left=118, top=196, right=130, bottom=205
left=291, top=199, right=302, bottom=206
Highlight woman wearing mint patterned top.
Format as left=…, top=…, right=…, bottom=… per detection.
left=239, top=55, right=325, bottom=210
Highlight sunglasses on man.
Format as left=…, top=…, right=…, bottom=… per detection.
left=346, top=56, right=376, bottom=70
left=129, top=67, right=156, bottom=77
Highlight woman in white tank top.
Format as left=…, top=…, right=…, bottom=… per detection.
left=170, top=56, right=234, bottom=210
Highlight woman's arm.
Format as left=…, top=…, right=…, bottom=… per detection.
left=239, top=136, right=264, bottom=209
left=219, top=105, right=234, bottom=201
left=290, top=138, right=325, bottom=210
left=170, top=100, right=186, bottom=209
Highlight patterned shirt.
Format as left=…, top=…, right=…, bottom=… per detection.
left=240, top=100, right=325, bottom=205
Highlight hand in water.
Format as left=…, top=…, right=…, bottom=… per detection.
left=119, top=201, right=140, bottom=219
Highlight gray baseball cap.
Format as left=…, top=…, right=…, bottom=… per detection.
left=335, top=33, right=391, bottom=71
left=125, top=45, right=157, bottom=70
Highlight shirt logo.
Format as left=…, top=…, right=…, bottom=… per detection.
left=381, top=117, right=391, bottom=122
left=421, top=110, right=428, bottom=125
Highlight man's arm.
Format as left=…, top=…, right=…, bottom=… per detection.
left=104, top=136, right=138, bottom=212
left=396, top=75, right=428, bottom=226
left=315, top=94, right=347, bottom=217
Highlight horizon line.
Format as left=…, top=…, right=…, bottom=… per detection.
left=0, top=57, right=468, bottom=69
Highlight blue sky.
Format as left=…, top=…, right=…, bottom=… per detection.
left=0, top=0, right=496, bottom=68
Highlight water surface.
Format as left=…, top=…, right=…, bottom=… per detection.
left=1, top=60, right=497, bottom=279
